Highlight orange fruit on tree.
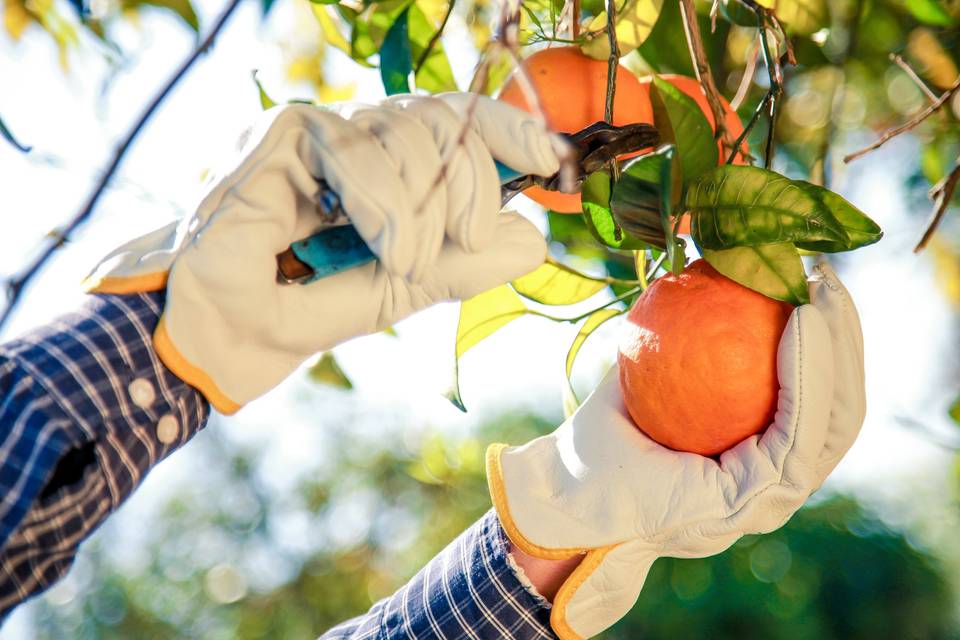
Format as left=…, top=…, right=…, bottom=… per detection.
left=498, top=46, right=653, bottom=213
left=617, top=259, right=794, bottom=456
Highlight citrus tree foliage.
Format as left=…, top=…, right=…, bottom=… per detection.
left=29, top=409, right=956, bottom=638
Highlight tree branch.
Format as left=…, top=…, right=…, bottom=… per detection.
left=678, top=0, right=735, bottom=157
left=414, top=0, right=456, bottom=75
left=843, top=75, right=960, bottom=164
left=890, top=52, right=938, bottom=103
left=914, top=155, right=960, bottom=253
left=0, top=0, right=245, bottom=333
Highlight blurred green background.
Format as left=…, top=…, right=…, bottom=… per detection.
left=2, top=0, right=960, bottom=637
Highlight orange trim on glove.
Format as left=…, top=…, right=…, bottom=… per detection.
left=82, top=272, right=169, bottom=295
left=154, top=316, right=243, bottom=415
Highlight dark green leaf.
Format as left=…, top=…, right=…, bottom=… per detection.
left=949, top=395, right=960, bottom=426
left=308, top=0, right=341, bottom=4
left=650, top=76, right=718, bottom=185
left=582, top=170, right=650, bottom=249
left=702, top=242, right=810, bottom=305
left=686, top=165, right=849, bottom=250
left=793, top=183, right=883, bottom=252
left=307, top=352, right=354, bottom=389
left=905, top=0, right=954, bottom=25
left=719, top=0, right=756, bottom=26
left=408, top=4, right=457, bottom=92
left=379, top=9, right=412, bottom=95
left=657, top=145, right=686, bottom=274
left=610, top=153, right=670, bottom=248
left=0, top=114, right=30, bottom=153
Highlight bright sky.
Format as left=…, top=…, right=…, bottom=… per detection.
left=1, top=0, right=959, bottom=633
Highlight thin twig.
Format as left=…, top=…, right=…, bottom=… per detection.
left=914, top=155, right=960, bottom=253
left=0, top=0, right=245, bottom=333
left=889, top=52, right=938, bottom=103
left=414, top=0, right=457, bottom=75
left=730, top=36, right=759, bottom=111
left=572, top=0, right=580, bottom=39
left=678, top=0, right=735, bottom=157
left=604, top=0, right=619, bottom=124
left=843, top=75, right=960, bottom=163
left=755, top=16, right=781, bottom=169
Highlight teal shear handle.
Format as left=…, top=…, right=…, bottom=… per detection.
left=275, top=121, right=659, bottom=284
left=276, top=162, right=525, bottom=284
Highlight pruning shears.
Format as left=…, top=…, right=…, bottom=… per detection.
left=276, top=121, right=660, bottom=284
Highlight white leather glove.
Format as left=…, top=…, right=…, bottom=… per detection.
left=83, top=93, right=561, bottom=413
left=486, top=262, right=865, bottom=640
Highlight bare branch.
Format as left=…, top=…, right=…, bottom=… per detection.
left=889, top=52, right=938, bottom=103
left=914, top=155, right=960, bottom=253
left=843, top=74, right=960, bottom=164
left=678, top=0, right=736, bottom=157
left=604, top=0, right=620, bottom=125
left=730, top=35, right=760, bottom=111
left=0, top=0, right=244, bottom=333
left=414, top=0, right=457, bottom=76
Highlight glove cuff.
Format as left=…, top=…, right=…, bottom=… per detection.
left=154, top=316, right=243, bottom=415
left=486, top=442, right=588, bottom=561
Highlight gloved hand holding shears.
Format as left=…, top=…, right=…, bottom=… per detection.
left=84, top=93, right=655, bottom=413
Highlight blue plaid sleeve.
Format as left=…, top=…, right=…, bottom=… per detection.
left=321, top=509, right=556, bottom=640
left=0, top=291, right=209, bottom=614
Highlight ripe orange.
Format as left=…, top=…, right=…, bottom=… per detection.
left=617, top=259, right=794, bottom=456
left=498, top=46, right=652, bottom=213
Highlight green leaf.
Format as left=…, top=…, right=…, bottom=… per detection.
left=949, top=395, right=960, bottom=426
left=610, top=151, right=671, bottom=249
left=701, top=243, right=810, bottom=305
left=444, top=285, right=528, bottom=411
left=582, top=171, right=650, bottom=250
left=657, top=145, right=686, bottom=275
left=719, top=0, right=757, bottom=26
left=380, top=9, right=412, bottom=94
left=307, top=352, right=354, bottom=389
left=563, top=308, right=623, bottom=415
left=512, top=258, right=609, bottom=306
left=650, top=76, right=718, bottom=185
left=251, top=71, right=276, bottom=110
left=580, top=0, right=664, bottom=59
left=686, top=165, right=849, bottom=250
left=408, top=4, right=457, bottom=92
left=313, top=4, right=354, bottom=58
left=0, top=114, right=30, bottom=153
left=793, top=183, right=883, bottom=252
left=905, top=0, right=954, bottom=26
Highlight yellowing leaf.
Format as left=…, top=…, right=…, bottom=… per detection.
left=4, top=0, right=32, bottom=40
left=756, top=0, right=828, bottom=36
left=455, top=285, right=527, bottom=358
left=512, top=259, right=608, bottom=306
left=581, top=0, right=664, bottom=60
left=445, top=285, right=528, bottom=411
left=312, top=4, right=352, bottom=57
left=562, top=308, right=623, bottom=415
left=307, top=352, right=354, bottom=389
